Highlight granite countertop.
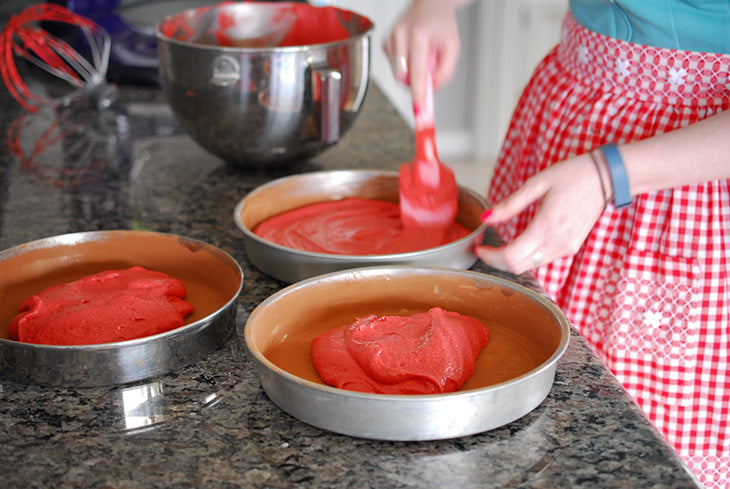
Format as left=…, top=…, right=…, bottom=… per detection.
left=0, top=69, right=700, bottom=487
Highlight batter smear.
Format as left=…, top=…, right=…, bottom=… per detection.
left=253, top=198, right=470, bottom=255
left=9, top=266, right=194, bottom=345
left=311, top=307, right=489, bottom=394
left=212, top=3, right=355, bottom=47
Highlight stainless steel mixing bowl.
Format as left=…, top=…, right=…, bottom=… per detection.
left=233, top=170, right=488, bottom=283
left=0, top=230, right=243, bottom=387
left=156, top=2, right=373, bottom=166
left=245, top=266, right=571, bottom=440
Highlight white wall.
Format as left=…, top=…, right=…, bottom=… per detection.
left=331, top=0, right=566, bottom=163
left=473, top=0, right=566, bottom=161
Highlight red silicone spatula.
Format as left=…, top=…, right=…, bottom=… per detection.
left=398, top=63, right=458, bottom=233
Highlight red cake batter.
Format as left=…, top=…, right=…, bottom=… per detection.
left=212, top=3, right=354, bottom=47
left=9, top=266, right=194, bottom=345
left=311, top=307, right=489, bottom=395
left=253, top=198, right=470, bottom=255
left=277, top=4, right=353, bottom=46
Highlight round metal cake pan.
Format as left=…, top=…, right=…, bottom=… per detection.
left=244, top=266, right=570, bottom=441
left=234, top=170, right=487, bottom=283
left=0, top=230, right=243, bottom=387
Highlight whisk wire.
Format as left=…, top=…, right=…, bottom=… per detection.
left=0, top=3, right=114, bottom=112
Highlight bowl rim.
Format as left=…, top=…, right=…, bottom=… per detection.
left=154, top=2, right=375, bottom=52
left=244, top=265, right=571, bottom=402
left=0, top=229, right=244, bottom=351
left=233, top=169, right=488, bottom=260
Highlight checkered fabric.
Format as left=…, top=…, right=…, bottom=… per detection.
left=487, top=13, right=730, bottom=489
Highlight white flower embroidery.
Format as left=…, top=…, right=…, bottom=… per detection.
left=578, top=45, right=589, bottom=64
left=642, top=308, right=664, bottom=329
left=668, top=67, right=687, bottom=87
left=615, top=58, right=630, bottom=77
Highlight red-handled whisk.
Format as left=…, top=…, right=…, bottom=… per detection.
left=0, top=3, right=116, bottom=112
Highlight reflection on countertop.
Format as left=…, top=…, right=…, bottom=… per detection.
left=0, top=73, right=700, bottom=488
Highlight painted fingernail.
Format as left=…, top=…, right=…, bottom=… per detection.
left=393, top=55, right=408, bottom=84
left=480, top=209, right=492, bottom=222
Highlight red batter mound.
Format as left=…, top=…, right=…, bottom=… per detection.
left=311, top=307, right=489, bottom=395
left=253, top=198, right=470, bottom=255
left=9, top=266, right=194, bottom=345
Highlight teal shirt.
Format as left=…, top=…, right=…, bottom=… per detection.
left=570, top=0, right=730, bottom=54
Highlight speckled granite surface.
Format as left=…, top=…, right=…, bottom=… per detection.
left=0, top=29, right=700, bottom=488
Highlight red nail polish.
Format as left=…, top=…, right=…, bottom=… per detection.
left=480, top=210, right=492, bottom=222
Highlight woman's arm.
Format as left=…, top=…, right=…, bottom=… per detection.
left=620, top=109, right=730, bottom=196
left=477, top=109, right=730, bottom=274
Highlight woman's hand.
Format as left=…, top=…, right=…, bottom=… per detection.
left=477, top=153, right=608, bottom=275
left=477, top=109, right=730, bottom=275
left=383, top=0, right=468, bottom=107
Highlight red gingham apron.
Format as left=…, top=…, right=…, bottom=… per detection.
left=487, top=13, right=730, bottom=488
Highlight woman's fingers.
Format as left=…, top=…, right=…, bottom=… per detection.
left=476, top=215, right=549, bottom=274
left=382, top=0, right=462, bottom=106
left=477, top=155, right=607, bottom=274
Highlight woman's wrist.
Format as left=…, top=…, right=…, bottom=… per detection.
left=588, top=151, right=609, bottom=209
left=591, top=144, right=632, bottom=208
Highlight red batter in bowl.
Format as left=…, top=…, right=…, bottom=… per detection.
left=253, top=197, right=470, bottom=255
